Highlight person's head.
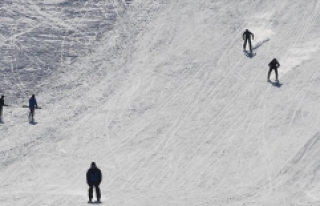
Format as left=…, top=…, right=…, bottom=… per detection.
left=32, top=94, right=35, bottom=98
left=246, top=29, right=249, bottom=32
left=1, top=95, right=4, bottom=99
left=91, top=162, right=97, bottom=168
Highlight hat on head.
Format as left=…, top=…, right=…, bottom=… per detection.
left=91, top=162, right=97, bottom=168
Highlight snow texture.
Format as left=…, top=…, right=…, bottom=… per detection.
left=1, top=0, right=320, bottom=205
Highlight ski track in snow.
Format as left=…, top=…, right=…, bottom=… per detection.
left=1, top=0, right=320, bottom=205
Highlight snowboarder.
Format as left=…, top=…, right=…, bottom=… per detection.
left=86, top=162, right=102, bottom=203
left=0, top=95, right=8, bottom=121
left=243, top=29, right=254, bottom=53
left=29, top=94, right=38, bottom=122
left=268, top=58, right=280, bottom=81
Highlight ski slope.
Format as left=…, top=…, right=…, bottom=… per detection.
left=1, top=0, right=320, bottom=205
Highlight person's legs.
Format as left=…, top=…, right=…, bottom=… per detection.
left=0, top=106, right=3, bottom=121
left=88, top=185, right=94, bottom=201
left=248, top=39, right=252, bottom=53
left=275, top=68, right=278, bottom=81
left=94, top=184, right=101, bottom=201
left=268, top=68, right=272, bottom=80
left=31, top=109, right=35, bottom=120
left=29, top=109, right=35, bottom=121
left=28, top=109, right=32, bottom=120
left=243, top=38, right=248, bottom=50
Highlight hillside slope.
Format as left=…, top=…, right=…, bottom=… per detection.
left=1, top=1, right=320, bottom=205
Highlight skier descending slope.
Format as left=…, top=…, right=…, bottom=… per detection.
left=86, top=162, right=102, bottom=203
left=243, top=29, right=254, bottom=53
left=28, top=94, right=38, bottom=122
left=0, top=95, right=9, bottom=122
left=268, top=58, right=280, bottom=82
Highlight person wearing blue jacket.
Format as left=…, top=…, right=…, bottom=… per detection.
left=86, top=162, right=102, bottom=203
left=29, top=94, right=38, bottom=121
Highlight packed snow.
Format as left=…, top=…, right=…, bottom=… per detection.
left=1, top=0, right=320, bottom=205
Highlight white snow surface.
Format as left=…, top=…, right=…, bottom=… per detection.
left=1, top=0, right=320, bottom=205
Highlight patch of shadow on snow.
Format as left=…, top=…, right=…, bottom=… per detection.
left=252, top=38, right=270, bottom=50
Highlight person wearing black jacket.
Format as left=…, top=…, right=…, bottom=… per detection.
left=243, top=29, right=254, bottom=53
left=268, top=58, right=280, bottom=81
left=29, top=94, right=38, bottom=122
left=0, top=95, right=8, bottom=121
left=86, top=162, right=102, bottom=203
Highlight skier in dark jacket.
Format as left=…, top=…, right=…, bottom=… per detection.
left=268, top=58, right=280, bottom=81
left=86, top=162, right=102, bottom=203
left=29, top=94, right=38, bottom=121
left=0, top=95, right=8, bottom=121
left=243, top=29, right=254, bottom=53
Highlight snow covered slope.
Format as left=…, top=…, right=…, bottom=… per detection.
left=1, top=0, right=320, bottom=205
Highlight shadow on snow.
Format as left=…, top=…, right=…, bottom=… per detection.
left=253, top=39, right=270, bottom=50
left=244, top=50, right=256, bottom=58
left=29, top=121, right=38, bottom=125
left=269, top=80, right=283, bottom=88
left=244, top=39, right=270, bottom=58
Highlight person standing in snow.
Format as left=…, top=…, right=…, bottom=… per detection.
left=243, top=29, right=254, bottom=53
left=29, top=94, right=38, bottom=122
left=86, top=162, right=102, bottom=203
left=0, top=95, right=8, bottom=121
left=268, top=58, right=280, bottom=82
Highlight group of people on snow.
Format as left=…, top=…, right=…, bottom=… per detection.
left=83, top=30, right=278, bottom=202
left=1, top=96, right=102, bottom=202
left=0, top=29, right=281, bottom=204
left=0, top=94, right=38, bottom=122
left=243, top=29, right=280, bottom=82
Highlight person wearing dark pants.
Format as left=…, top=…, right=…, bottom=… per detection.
left=29, top=94, right=38, bottom=122
left=243, top=29, right=254, bottom=53
left=0, top=95, right=8, bottom=121
left=86, top=162, right=102, bottom=203
left=268, top=58, right=280, bottom=81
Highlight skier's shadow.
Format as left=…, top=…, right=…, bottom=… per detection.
left=88, top=201, right=103, bottom=204
left=269, top=80, right=283, bottom=88
left=29, top=121, right=38, bottom=125
left=252, top=39, right=270, bottom=50
left=244, top=50, right=256, bottom=58
left=244, top=39, right=270, bottom=58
